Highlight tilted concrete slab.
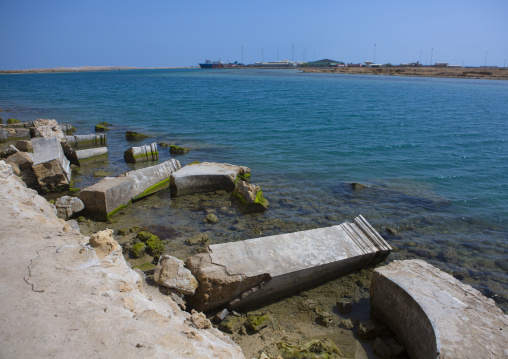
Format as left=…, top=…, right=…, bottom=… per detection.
left=66, top=134, right=107, bottom=148
left=80, top=159, right=181, bottom=220
left=170, top=162, right=251, bottom=197
left=370, top=259, right=508, bottom=359
left=186, top=215, right=391, bottom=311
left=121, top=159, right=181, bottom=200
left=31, top=137, right=71, bottom=191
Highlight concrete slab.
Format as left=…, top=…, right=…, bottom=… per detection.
left=187, top=215, right=391, bottom=311
left=31, top=137, right=71, bottom=192
left=370, top=259, right=508, bottom=359
left=0, top=128, right=30, bottom=142
left=124, top=142, right=158, bottom=163
left=80, top=159, right=181, bottom=220
left=79, top=176, right=135, bottom=220
left=74, top=147, right=108, bottom=165
left=122, top=158, right=181, bottom=200
left=170, top=162, right=251, bottom=197
left=66, top=134, right=107, bottom=148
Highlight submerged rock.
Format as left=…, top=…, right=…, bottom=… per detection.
left=169, top=144, right=189, bottom=155
left=231, top=180, right=269, bottom=213
left=126, top=130, right=149, bottom=140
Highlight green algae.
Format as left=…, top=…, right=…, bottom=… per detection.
left=169, top=145, right=189, bottom=155
left=131, top=242, right=146, bottom=258
left=146, top=236, right=164, bottom=259
left=278, top=338, right=345, bottom=359
left=245, top=314, right=270, bottom=332
left=133, top=262, right=156, bottom=271
left=7, top=118, right=20, bottom=124
left=95, top=124, right=110, bottom=132
left=106, top=200, right=132, bottom=221
left=133, top=178, right=169, bottom=200
left=125, top=131, right=149, bottom=140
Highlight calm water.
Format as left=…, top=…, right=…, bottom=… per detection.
left=1, top=69, right=507, bottom=311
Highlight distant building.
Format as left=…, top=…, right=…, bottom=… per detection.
left=434, top=62, right=448, bottom=67
left=248, top=60, right=297, bottom=69
left=306, top=59, right=344, bottom=67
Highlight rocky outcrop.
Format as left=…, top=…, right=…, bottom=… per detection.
left=55, top=195, right=85, bottom=220
left=154, top=255, right=199, bottom=295
left=370, top=259, right=508, bottom=359
left=0, top=160, right=245, bottom=359
left=32, top=119, right=67, bottom=141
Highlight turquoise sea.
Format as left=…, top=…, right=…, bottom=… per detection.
left=1, top=69, right=507, bottom=311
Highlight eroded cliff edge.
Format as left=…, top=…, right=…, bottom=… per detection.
left=0, top=161, right=245, bottom=359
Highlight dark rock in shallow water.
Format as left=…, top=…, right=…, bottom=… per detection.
left=126, top=130, right=149, bottom=141
left=169, top=145, right=189, bottom=155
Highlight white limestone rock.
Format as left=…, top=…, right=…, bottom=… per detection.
left=154, top=255, right=199, bottom=295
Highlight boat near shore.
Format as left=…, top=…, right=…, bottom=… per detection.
left=199, top=60, right=224, bottom=69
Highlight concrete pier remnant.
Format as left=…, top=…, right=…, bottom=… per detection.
left=370, top=259, right=508, bottom=359
left=66, top=134, right=107, bottom=148
left=170, top=162, right=251, bottom=197
left=124, top=142, right=158, bottom=163
left=186, top=215, right=391, bottom=312
left=80, top=159, right=181, bottom=220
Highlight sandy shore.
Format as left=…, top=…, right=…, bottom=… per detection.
left=302, top=66, right=508, bottom=80
left=0, top=66, right=192, bottom=74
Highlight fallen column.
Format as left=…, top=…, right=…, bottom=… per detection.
left=72, top=147, right=108, bottom=165
left=370, top=259, right=508, bottom=359
left=31, top=137, right=71, bottom=193
left=80, top=159, right=181, bottom=220
left=170, top=162, right=251, bottom=197
left=124, top=142, right=158, bottom=163
left=186, top=215, right=391, bottom=311
left=66, top=134, right=107, bottom=148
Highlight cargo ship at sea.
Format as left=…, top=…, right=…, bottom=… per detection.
left=199, top=60, right=224, bottom=69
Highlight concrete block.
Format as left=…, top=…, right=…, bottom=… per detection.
left=66, top=134, right=107, bottom=148
left=79, top=159, right=181, bottom=220
left=73, top=147, right=108, bottom=165
left=0, top=128, right=30, bottom=142
left=170, top=162, right=251, bottom=197
left=186, top=215, right=391, bottom=311
left=121, top=158, right=181, bottom=200
left=79, top=176, right=135, bottom=220
left=124, top=142, right=158, bottom=163
left=31, top=137, right=71, bottom=192
left=370, top=259, right=508, bottom=359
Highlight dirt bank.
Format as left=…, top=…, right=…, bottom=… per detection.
left=302, top=66, right=508, bottom=80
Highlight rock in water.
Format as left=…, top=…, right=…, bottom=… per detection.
left=153, top=255, right=199, bottom=295
left=55, top=195, right=85, bottom=220
left=231, top=180, right=269, bottom=213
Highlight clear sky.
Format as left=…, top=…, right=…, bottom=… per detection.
left=1, top=0, right=507, bottom=69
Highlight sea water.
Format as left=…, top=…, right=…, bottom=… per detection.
left=1, top=69, right=506, bottom=311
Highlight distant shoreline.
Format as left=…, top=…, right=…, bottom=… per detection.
left=302, top=66, right=508, bottom=80
left=0, top=66, right=193, bottom=74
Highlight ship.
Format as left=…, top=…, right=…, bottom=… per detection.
left=199, top=60, right=224, bottom=69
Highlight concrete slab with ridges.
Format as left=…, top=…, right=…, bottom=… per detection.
left=66, top=134, right=107, bottom=148
left=74, top=147, right=108, bottom=165
left=370, top=259, right=508, bottom=359
left=124, top=142, right=158, bottom=163
left=187, top=215, right=391, bottom=311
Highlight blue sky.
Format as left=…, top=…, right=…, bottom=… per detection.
left=0, top=0, right=507, bottom=69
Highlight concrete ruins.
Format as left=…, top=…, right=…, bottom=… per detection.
left=72, top=147, right=108, bottom=165
left=124, top=142, right=158, bottom=163
left=31, top=137, right=71, bottom=192
left=370, top=259, right=508, bottom=359
left=66, top=133, right=107, bottom=148
left=170, top=162, right=251, bottom=197
left=186, top=215, right=391, bottom=311
left=80, top=158, right=181, bottom=220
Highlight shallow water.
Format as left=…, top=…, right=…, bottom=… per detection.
left=1, top=69, right=507, bottom=314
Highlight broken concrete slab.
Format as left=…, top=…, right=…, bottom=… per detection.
left=0, top=127, right=30, bottom=142
left=79, top=176, right=135, bottom=220
left=80, top=159, right=181, bottom=220
left=31, top=137, right=71, bottom=192
left=32, top=119, right=67, bottom=141
left=59, top=124, right=75, bottom=135
left=370, top=259, right=508, bottom=359
left=121, top=158, right=181, bottom=200
left=170, top=162, right=251, bottom=197
left=66, top=134, right=107, bottom=148
left=124, top=142, right=158, bottom=163
left=186, top=215, right=391, bottom=311
left=15, top=140, right=33, bottom=152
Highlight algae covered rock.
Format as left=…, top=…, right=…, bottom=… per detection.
left=245, top=314, right=270, bottom=332
left=146, top=235, right=164, bottom=259
left=94, top=123, right=110, bottom=132
left=169, top=145, right=189, bottom=155
left=278, top=338, right=344, bottom=359
left=204, top=213, right=219, bottom=224
left=7, top=118, right=20, bottom=124
left=184, top=233, right=211, bottom=246
left=219, top=315, right=246, bottom=334
left=131, top=242, right=146, bottom=258
left=126, top=130, right=149, bottom=141
left=231, top=180, right=269, bottom=213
